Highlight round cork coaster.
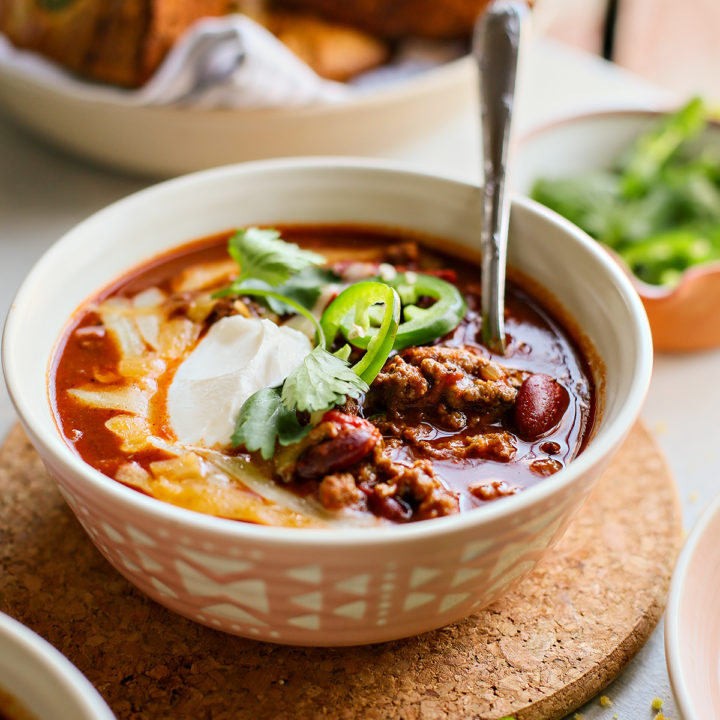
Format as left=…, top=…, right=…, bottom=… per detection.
left=0, top=422, right=681, bottom=720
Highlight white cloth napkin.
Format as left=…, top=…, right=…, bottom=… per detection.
left=0, top=15, right=351, bottom=108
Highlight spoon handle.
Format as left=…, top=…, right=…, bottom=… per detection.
left=474, top=0, right=527, bottom=354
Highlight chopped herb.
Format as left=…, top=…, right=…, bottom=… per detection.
left=232, top=387, right=310, bottom=460
left=532, top=97, right=720, bottom=286
left=620, top=96, right=706, bottom=197
left=281, top=346, right=368, bottom=413
left=228, top=227, right=325, bottom=287
left=235, top=266, right=338, bottom=314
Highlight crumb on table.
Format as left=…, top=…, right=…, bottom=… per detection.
left=599, top=695, right=613, bottom=707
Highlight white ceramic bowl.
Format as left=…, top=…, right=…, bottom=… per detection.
left=665, top=493, right=720, bottom=719
left=0, top=58, right=473, bottom=177
left=2, top=159, right=652, bottom=646
left=514, top=108, right=720, bottom=352
left=0, top=612, right=114, bottom=720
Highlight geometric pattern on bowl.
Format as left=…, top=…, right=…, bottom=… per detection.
left=54, top=464, right=595, bottom=646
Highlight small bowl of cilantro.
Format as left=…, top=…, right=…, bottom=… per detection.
left=515, top=98, right=720, bottom=351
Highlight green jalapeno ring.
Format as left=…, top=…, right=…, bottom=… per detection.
left=338, top=272, right=466, bottom=351
left=320, top=282, right=401, bottom=385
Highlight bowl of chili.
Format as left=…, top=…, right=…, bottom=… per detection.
left=2, top=159, right=652, bottom=645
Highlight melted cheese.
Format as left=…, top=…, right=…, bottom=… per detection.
left=167, top=316, right=311, bottom=448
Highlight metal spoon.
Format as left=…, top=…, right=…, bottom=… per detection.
left=474, top=0, right=528, bottom=354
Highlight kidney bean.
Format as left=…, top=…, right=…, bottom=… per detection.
left=295, top=411, right=380, bottom=480
left=513, top=373, right=569, bottom=440
left=368, top=492, right=413, bottom=522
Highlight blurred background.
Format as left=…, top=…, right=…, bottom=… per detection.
left=540, top=0, right=719, bottom=99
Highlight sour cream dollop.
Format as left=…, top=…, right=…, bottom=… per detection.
left=167, top=316, right=312, bottom=448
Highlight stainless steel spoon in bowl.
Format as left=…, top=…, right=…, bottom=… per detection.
left=474, top=0, right=528, bottom=354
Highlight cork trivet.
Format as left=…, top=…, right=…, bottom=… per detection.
left=0, top=422, right=681, bottom=720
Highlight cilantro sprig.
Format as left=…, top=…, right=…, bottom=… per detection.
left=217, top=228, right=371, bottom=458
left=228, top=285, right=369, bottom=458
left=227, top=227, right=325, bottom=287
left=232, top=344, right=369, bottom=460
left=231, top=334, right=368, bottom=460
left=231, top=387, right=309, bottom=459
left=282, top=347, right=367, bottom=413
left=216, top=228, right=337, bottom=314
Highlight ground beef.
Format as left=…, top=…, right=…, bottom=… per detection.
left=418, top=432, right=517, bottom=463
left=318, top=472, right=365, bottom=510
left=468, top=479, right=520, bottom=502
left=370, top=346, right=521, bottom=431
left=280, top=348, right=532, bottom=522
left=529, top=458, right=564, bottom=477
left=289, top=411, right=459, bottom=521
left=357, top=446, right=459, bottom=521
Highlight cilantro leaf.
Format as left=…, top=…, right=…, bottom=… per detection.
left=276, top=266, right=339, bottom=309
left=231, top=387, right=310, bottom=460
left=619, top=97, right=706, bottom=198
left=237, top=267, right=338, bottom=315
left=281, top=346, right=368, bottom=413
left=229, top=228, right=325, bottom=287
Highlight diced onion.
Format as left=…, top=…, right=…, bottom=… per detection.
left=134, top=313, right=162, bottom=351
left=117, top=356, right=166, bottom=380
left=149, top=453, right=207, bottom=483
left=132, top=287, right=166, bottom=308
left=170, top=260, right=237, bottom=293
left=98, top=298, right=146, bottom=358
left=67, top=386, right=149, bottom=415
left=158, top=318, right=200, bottom=359
left=186, top=294, right=218, bottom=324
left=105, top=415, right=153, bottom=452
left=116, top=462, right=151, bottom=486
left=132, top=289, right=167, bottom=351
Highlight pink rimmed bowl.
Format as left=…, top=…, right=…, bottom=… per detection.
left=2, top=159, right=652, bottom=646
left=665, top=493, right=720, bottom=718
left=514, top=108, right=720, bottom=353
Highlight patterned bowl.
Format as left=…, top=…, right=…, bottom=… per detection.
left=514, top=108, right=720, bottom=352
left=0, top=612, right=115, bottom=719
left=2, top=160, right=652, bottom=646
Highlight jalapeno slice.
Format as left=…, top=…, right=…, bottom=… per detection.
left=336, top=272, right=466, bottom=351
left=320, top=282, right=401, bottom=385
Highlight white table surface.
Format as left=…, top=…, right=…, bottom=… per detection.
left=0, top=38, right=712, bottom=720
